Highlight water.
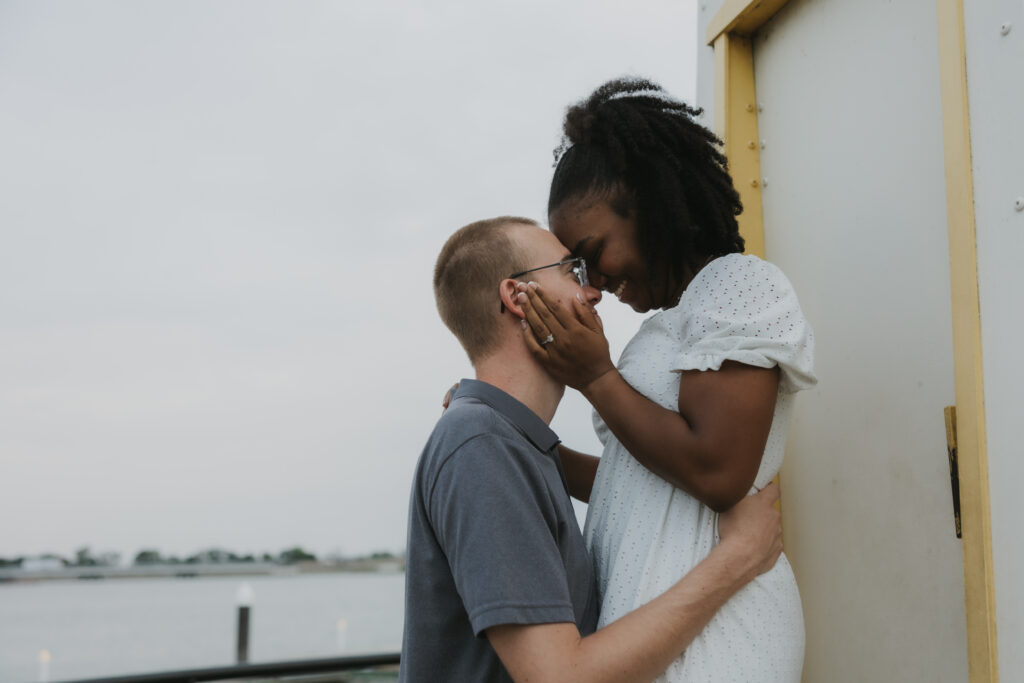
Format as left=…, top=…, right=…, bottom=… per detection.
left=0, top=572, right=405, bottom=682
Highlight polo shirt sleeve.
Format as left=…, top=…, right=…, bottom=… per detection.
left=428, top=433, right=577, bottom=636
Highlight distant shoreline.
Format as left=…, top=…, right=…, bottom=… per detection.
left=0, top=558, right=404, bottom=584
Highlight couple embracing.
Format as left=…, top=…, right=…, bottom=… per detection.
left=401, top=77, right=816, bottom=683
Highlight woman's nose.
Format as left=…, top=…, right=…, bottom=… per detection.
left=584, top=285, right=602, bottom=305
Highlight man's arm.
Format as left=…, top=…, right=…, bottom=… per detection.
left=486, top=483, right=782, bottom=683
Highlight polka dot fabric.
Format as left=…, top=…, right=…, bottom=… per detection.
left=583, top=254, right=816, bottom=682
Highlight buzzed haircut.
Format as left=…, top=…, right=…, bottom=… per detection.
left=434, top=217, right=533, bottom=363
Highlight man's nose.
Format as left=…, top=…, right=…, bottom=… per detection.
left=584, top=285, right=602, bottom=305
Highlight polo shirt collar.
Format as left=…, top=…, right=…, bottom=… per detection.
left=452, top=379, right=560, bottom=453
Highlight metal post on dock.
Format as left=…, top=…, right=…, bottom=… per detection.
left=37, top=649, right=50, bottom=683
left=336, top=619, right=348, bottom=653
left=236, top=583, right=253, bottom=664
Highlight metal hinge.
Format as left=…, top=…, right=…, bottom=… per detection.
left=944, top=406, right=962, bottom=539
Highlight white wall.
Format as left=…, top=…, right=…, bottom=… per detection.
left=697, top=1, right=972, bottom=680
left=964, top=1, right=1024, bottom=679
left=695, top=1, right=724, bottom=129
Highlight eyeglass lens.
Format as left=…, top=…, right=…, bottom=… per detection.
left=573, top=260, right=589, bottom=289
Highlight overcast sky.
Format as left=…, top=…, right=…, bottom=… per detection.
left=0, top=0, right=699, bottom=562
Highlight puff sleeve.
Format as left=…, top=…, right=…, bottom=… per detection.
left=671, top=254, right=816, bottom=393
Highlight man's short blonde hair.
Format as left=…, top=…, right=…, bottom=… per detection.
left=434, top=216, right=534, bottom=363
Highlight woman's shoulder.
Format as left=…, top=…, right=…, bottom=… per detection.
left=669, top=253, right=816, bottom=391
left=701, top=252, right=789, bottom=282
left=682, top=253, right=795, bottom=305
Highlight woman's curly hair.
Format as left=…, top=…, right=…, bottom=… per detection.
left=549, top=77, right=744, bottom=289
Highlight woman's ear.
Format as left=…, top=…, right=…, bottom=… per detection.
left=499, top=279, right=526, bottom=318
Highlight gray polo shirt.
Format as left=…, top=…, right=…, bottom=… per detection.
left=400, top=379, right=599, bottom=682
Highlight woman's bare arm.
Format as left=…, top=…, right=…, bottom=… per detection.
left=557, top=444, right=600, bottom=503
left=519, top=283, right=777, bottom=511
left=581, top=362, right=777, bottom=511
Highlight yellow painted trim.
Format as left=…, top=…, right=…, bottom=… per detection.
left=711, top=7, right=775, bottom=536
left=936, top=0, right=999, bottom=680
left=712, top=32, right=765, bottom=258
left=706, top=0, right=790, bottom=45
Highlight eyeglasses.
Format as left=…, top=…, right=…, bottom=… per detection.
left=501, top=257, right=588, bottom=312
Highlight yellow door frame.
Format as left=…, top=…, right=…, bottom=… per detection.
left=705, top=1, right=998, bottom=680
left=707, top=0, right=791, bottom=258
left=936, top=0, right=999, bottom=679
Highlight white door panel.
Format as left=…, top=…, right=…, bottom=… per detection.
left=752, top=0, right=968, bottom=680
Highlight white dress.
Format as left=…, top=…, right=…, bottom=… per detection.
left=583, top=253, right=816, bottom=683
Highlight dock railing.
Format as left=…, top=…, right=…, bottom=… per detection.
left=49, top=653, right=401, bottom=683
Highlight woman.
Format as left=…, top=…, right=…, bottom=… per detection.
left=516, top=78, right=816, bottom=682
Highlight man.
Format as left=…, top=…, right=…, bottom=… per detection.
left=401, top=216, right=783, bottom=682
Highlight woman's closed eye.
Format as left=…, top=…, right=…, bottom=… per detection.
left=585, top=246, right=604, bottom=284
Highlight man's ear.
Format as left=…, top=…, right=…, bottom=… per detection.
left=499, top=279, right=526, bottom=318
